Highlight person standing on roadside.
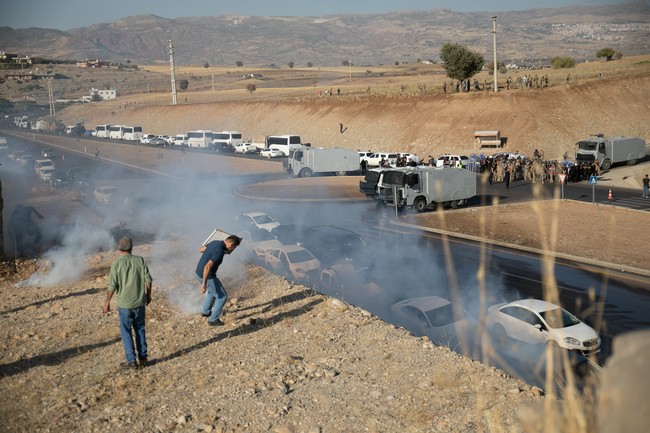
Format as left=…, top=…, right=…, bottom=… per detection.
left=104, top=237, right=153, bottom=369
left=196, top=235, right=241, bottom=326
left=643, top=174, right=650, bottom=198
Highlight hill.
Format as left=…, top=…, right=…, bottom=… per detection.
left=56, top=55, right=650, bottom=178
left=1, top=3, right=649, bottom=65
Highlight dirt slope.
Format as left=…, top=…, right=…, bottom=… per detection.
left=59, top=74, right=650, bottom=165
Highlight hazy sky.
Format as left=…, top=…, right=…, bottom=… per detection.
left=0, top=0, right=637, bottom=30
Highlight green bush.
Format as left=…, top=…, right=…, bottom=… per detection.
left=551, top=56, right=576, bottom=69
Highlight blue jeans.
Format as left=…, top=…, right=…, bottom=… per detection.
left=118, top=306, right=147, bottom=363
left=198, top=276, right=227, bottom=323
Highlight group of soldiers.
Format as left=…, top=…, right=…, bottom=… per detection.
left=475, top=153, right=601, bottom=185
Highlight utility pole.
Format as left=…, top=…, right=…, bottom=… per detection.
left=168, top=40, right=178, bottom=105
left=349, top=60, right=352, bottom=80
left=492, top=16, right=498, bottom=92
left=211, top=74, right=214, bottom=91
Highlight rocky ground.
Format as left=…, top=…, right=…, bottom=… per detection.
left=0, top=250, right=552, bottom=433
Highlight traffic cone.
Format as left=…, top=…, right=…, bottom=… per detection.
left=608, top=189, right=613, bottom=200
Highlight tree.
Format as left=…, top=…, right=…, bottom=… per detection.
left=596, top=47, right=616, bottom=61
left=203, top=62, right=209, bottom=68
left=439, top=43, right=484, bottom=81
left=179, top=79, right=189, bottom=90
left=551, top=56, right=575, bottom=69
left=287, top=61, right=295, bottom=69
left=90, top=91, right=102, bottom=102
left=246, top=83, right=257, bottom=94
left=307, top=62, right=313, bottom=68
left=235, top=60, right=244, bottom=67
left=342, top=60, right=350, bottom=67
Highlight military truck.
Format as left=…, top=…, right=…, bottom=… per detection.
left=575, top=135, right=646, bottom=170
left=288, top=146, right=359, bottom=177
left=378, top=166, right=477, bottom=212
left=359, top=167, right=388, bottom=199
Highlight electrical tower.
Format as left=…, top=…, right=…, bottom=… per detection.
left=47, top=78, right=56, bottom=116
left=168, top=40, right=178, bottom=105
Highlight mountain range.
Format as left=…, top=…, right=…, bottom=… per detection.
left=1, top=2, right=649, bottom=66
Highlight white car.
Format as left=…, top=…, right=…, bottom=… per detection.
left=94, top=186, right=119, bottom=206
left=234, top=143, right=258, bottom=154
left=240, top=229, right=283, bottom=262
left=263, top=244, right=321, bottom=284
left=140, top=134, right=155, bottom=144
left=486, top=299, right=601, bottom=355
left=38, top=166, right=56, bottom=182
left=390, top=296, right=470, bottom=349
left=260, top=148, right=284, bottom=158
left=435, top=154, right=469, bottom=168
left=237, top=212, right=280, bottom=232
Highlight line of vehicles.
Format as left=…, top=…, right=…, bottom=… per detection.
left=234, top=211, right=602, bottom=362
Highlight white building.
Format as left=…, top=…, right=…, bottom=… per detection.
left=90, top=88, right=117, bottom=100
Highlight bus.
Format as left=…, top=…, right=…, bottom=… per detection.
left=109, top=125, right=125, bottom=140
left=210, top=131, right=243, bottom=151
left=122, top=126, right=143, bottom=141
left=186, top=130, right=213, bottom=148
left=95, top=124, right=112, bottom=138
left=266, top=134, right=302, bottom=156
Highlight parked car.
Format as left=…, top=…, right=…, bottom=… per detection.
left=391, top=296, right=471, bottom=349
left=358, top=151, right=374, bottom=164
left=94, top=186, right=119, bottom=206
left=435, top=154, right=469, bottom=168
left=240, top=228, right=283, bottom=262
left=72, top=172, right=94, bottom=196
left=49, top=171, right=70, bottom=188
left=41, top=148, right=58, bottom=159
left=38, top=166, right=56, bottom=182
left=17, top=154, right=35, bottom=168
left=263, top=244, right=321, bottom=284
left=486, top=299, right=601, bottom=355
left=237, top=212, right=280, bottom=232
left=297, top=225, right=374, bottom=270
left=140, top=134, right=155, bottom=144
left=66, top=167, right=83, bottom=181
left=149, top=137, right=167, bottom=146
left=212, top=142, right=235, bottom=153
left=268, top=224, right=309, bottom=246
left=234, top=143, right=258, bottom=154
left=316, top=262, right=393, bottom=314
left=260, top=148, right=284, bottom=158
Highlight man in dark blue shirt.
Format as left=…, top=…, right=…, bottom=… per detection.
left=195, top=235, right=241, bottom=326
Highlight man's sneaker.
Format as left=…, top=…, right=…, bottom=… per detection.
left=138, top=357, right=148, bottom=368
left=208, top=320, right=225, bottom=327
left=120, top=361, right=137, bottom=370
left=201, top=313, right=211, bottom=318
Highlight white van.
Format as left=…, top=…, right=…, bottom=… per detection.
left=0, top=136, right=8, bottom=152
left=174, top=134, right=188, bottom=146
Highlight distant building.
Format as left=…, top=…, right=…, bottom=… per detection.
left=76, top=59, right=110, bottom=68
left=92, top=88, right=116, bottom=100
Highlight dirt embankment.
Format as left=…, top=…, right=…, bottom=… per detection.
left=59, top=74, right=650, bottom=167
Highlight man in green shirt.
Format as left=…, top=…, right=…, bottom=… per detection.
left=104, top=237, right=153, bottom=369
